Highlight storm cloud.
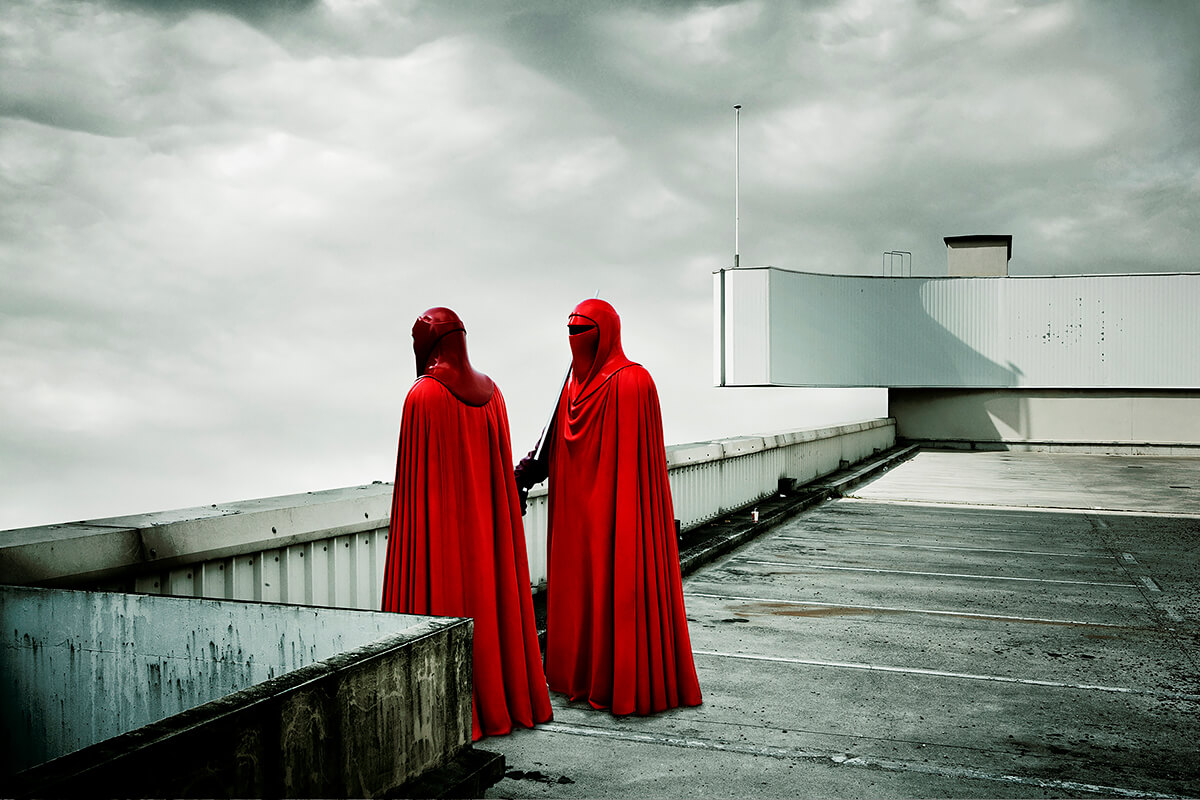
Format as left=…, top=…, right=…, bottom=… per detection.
left=2, top=1, right=1197, bottom=528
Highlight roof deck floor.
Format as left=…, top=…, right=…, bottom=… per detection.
left=484, top=450, right=1200, bottom=799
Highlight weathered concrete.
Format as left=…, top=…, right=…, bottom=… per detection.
left=0, top=484, right=394, bottom=587
left=485, top=449, right=1200, bottom=798
left=4, top=588, right=476, bottom=797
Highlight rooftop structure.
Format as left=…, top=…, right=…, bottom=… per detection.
left=714, top=264, right=1200, bottom=452
left=945, top=234, right=1012, bottom=276
left=714, top=268, right=1199, bottom=390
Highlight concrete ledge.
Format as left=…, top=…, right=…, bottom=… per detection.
left=7, top=588, right=474, bottom=798
left=0, top=484, right=394, bottom=586
left=664, top=418, right=896, bottom=469
left=812, top=443, right=921, bottom=493
left=664, top=442, right=725, bottom=467
left=0, top=522, right=144, bottom=587
left=718, top=436, right=768, bottom=457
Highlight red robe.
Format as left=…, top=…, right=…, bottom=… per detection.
left=544, top=299, right=703, bottom=715
left=382, top=375, right=552, bottom=740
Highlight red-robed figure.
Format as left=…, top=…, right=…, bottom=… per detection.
left=382, top=307, right=552, bottom=741
left=517, top=298, right=702, bottom=715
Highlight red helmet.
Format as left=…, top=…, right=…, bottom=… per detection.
left=568, top=298, right=634, bottom=400
left=412, top=307, right=466, bottom=377
left=410, top=307, right=493, bottom=406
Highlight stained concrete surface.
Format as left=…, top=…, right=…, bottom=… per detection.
left=484, top=450, right=1200, bottom=799
left=1, top=588, right=438, bottom=773
left=5, top=590, right=475, bottom=798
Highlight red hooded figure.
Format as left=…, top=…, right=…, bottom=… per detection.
left=524, top=298, right=702, bottom=715
left=382, top=307, right=552, bottom=740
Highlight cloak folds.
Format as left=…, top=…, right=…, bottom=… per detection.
left=543, top=299, right=703, bottom=715
left=382, top=309, right=551, bottom=741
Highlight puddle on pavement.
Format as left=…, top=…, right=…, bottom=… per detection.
left=722, top=601, right=1138, bottom=628
left=504, top=770, right=575, bottom=785
left=728, top=601, right=892, bottom=619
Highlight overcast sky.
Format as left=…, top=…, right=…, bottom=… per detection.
left=3, top=0, right=1198, bottom=530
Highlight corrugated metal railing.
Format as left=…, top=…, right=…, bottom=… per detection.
left=1, top=419, right=894, bottom=608
left=133, top=528, right=389, bottom=609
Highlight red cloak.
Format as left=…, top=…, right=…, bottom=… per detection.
left=382, top=309, right=552, bottom=741
left=543, top=299, right=702, bottom=715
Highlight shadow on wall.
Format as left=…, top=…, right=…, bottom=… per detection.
left=770, top=271, right=1022, bottom=391
left=888, top=388, right=1014, bottom=444
left=981, top=385, right=1028, bottom=439
left=764, top=270, right=1027, bottom=443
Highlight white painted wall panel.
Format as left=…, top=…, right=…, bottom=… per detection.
left=724, top=268, right=1200, bottom=388
left=721, top=268, right=771, bottom=385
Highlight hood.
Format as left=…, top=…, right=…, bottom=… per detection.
left=411, top=307, right=494, bottom=406
left=567, top=298, right=635, bottom=402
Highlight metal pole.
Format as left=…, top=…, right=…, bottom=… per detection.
left=734, top=104, right=741, bottom=268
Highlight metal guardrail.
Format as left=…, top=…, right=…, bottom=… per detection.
left=1, top=419, right=895, bottom=608
left=883, top=250, right=912, bottom=276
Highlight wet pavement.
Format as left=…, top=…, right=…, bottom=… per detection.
left=483, top=449, right=1200, bottom=799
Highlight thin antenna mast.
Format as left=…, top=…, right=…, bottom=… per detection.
left=733, top=104, right=741, bottom=268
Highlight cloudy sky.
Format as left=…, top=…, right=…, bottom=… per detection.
left=2, top=0, right=1198, bottom=530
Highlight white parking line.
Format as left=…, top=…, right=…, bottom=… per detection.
left=734, top=558, right=1139, bottom=588
left=837, top=495, right=1200, bottom=520
left=787, top=518, right=1097, bottom=536
left=692, top=650, right=1200, bottom=701
left=776, top=536, right=1105, bottom=558
left=683, top=591, right=1131, bottom=628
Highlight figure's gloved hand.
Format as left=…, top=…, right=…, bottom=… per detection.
left=514, top=447, right=548, bottom=517
left=514, top=448, right=548, bottom=488
left=513, top=448, right=534, bottom=489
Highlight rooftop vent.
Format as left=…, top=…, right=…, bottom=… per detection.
left=944, top=235, right=1011, bottom=276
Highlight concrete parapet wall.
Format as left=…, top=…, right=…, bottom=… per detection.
left=4, top=586, right=471, bottom=796
left=0, top=419, right=896, bottom=603
left=482, top=418, right=894, bottom=586
left=662, top=419, right=895, bottom=531
left=0, top=484, right=392, bottom=589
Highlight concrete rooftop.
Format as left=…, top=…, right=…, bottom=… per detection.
left=483, top=450, right=1200, bottom=799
